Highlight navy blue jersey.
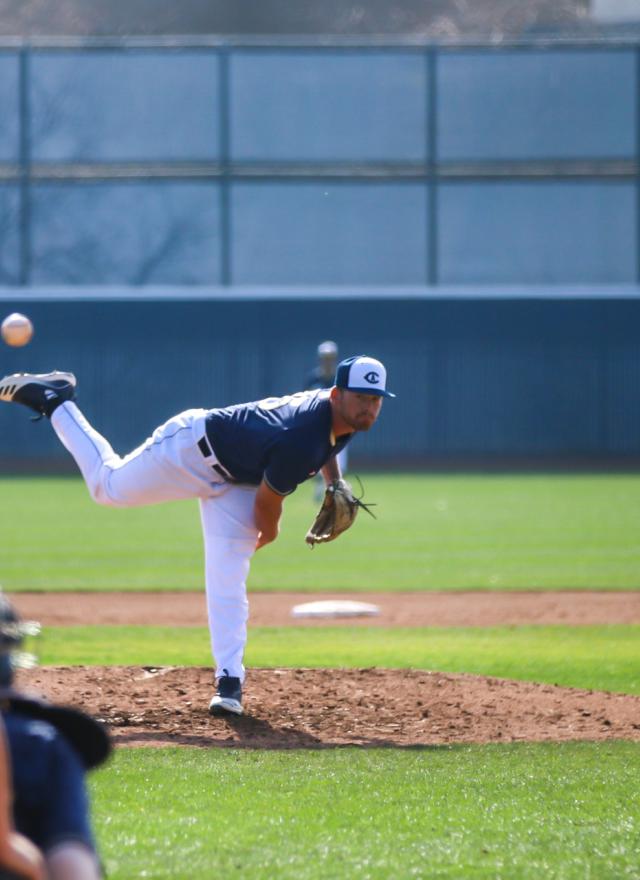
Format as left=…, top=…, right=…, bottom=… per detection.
left=3, top=711, right=95, bottom=854
left=305, top=367, right=334, bottom=392
left=205, top=389, right=353, bottom=495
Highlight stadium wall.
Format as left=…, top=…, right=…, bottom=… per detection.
left=1, top=291, right=639, bottom=469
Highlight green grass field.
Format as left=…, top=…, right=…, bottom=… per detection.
left=39, top=624, right=640, bottom=695
left=2, top=473, right=640, bottom=591
left=91, top=744, right=640, bottom=880
left=3, top=473, right=639, bottom=878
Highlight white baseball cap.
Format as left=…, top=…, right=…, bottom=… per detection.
left=335, top=355, right=396, bottom=398
left=318, top=340, right=338, bottom=357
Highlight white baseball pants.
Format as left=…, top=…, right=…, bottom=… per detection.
left=50, top=402, right=259, bottom=682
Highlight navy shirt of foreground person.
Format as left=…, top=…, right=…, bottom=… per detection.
left=3, top=712, right=94, bottom=855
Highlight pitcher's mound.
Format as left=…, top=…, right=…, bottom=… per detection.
left=17, top=667, right=640, bottom=749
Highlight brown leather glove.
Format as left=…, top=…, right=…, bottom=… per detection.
left=305, top=479, right=375, bottom=547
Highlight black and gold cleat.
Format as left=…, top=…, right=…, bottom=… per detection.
left=0, top=371, right=76, bottom=419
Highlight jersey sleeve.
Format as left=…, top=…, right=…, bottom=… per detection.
left=263, top=432, right=316, bottom=496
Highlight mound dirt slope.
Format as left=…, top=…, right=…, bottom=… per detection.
left=18, top=667, right=640, bottom=749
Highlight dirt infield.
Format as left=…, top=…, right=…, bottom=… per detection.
left=12, top=591, right=640, bottom=748
left=12, top=590, right=640, bottom=627
left=18, top=666, right=640, bottom=749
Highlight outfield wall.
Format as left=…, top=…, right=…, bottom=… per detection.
left=0, top=42, right=637, bottom=288
left=1, top=291, right=639, bottom=468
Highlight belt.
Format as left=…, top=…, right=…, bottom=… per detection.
left=197, top=435, right=237, bottom=483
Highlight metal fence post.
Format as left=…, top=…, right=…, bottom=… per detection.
left=636, top=45, right=640, bottom=284
left=427, top=45, right=438, bottom=287
left=219, top=45, right=231, bottom=286
left=18, top=45, right=31, bottom=286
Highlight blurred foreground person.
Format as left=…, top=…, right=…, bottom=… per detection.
left=0, top=595, right=111, bottom=880
left=0, top=719, right=44, bottom=880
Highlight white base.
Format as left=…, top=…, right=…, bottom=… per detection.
left=291, top=600, right=380, bottom=619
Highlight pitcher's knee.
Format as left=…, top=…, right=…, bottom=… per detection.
left=87, top=467, right=119, bottom=507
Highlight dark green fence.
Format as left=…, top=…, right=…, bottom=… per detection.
left=1, top=293, right=639, bottom=467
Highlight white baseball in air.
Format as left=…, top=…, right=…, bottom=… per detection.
left=1, top=312, right=34, bottom=347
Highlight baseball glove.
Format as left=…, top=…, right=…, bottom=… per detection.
left=305, top=479, right=376, bottom=547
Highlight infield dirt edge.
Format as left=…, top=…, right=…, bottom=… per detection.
left=19, top=665, right=640, bottom=750
left=12, top=590, right=640, bottom=627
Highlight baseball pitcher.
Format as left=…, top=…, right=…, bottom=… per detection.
left=0, top=355, right=394, bottom=716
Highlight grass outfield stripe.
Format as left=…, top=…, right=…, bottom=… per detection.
left=3, top=474, right=640, bottom=591
left=38, top=624, right=640, bottom=695
left=91, top=743, right=640, bottom=880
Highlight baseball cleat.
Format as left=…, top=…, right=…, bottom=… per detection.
left=0, top=371, right=77, bottom=419
left=209, top=670, right=243, bottom=716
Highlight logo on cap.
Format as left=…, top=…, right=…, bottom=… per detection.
left=335, top=354, right=396, bottom=398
